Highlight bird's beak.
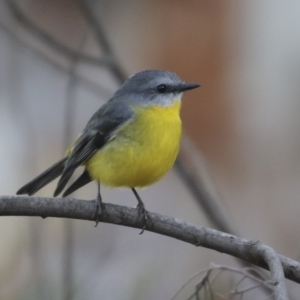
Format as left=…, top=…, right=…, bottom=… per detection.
left=179, top=83, right=201, bottom=92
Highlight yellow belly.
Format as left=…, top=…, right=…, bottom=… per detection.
left=85, top=101, right=182, bottom=188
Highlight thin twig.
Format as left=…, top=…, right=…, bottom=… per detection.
left=209, top=269, right=224, bottom=287
left=5, top=0, right=111, bottom=67
left=178, top=135, right=237, bottom=234
left=174, top=157, right=235, bottom=234
left=0, top=196, right=295, bottom=294
left=77, top=0, right=127, bottom=82
left=229, top=282, right=272, bottom=296
left=171, top=263, right=274, bottom=300
left=0, top=20, right=113, bottom=98
left=206, top=279, right=215, bottom=300
left=209, top=264, right=275, bottom=290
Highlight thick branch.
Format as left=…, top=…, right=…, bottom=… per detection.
left=0, top=196, right=298, bottom=289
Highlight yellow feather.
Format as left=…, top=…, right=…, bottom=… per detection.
left=86, top=100, right=182, bottom=188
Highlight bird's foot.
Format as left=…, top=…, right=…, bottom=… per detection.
left=137, top=202, right=148, bottom=234
left=92, top=193, right=104, bottom=227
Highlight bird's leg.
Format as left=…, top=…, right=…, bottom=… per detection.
left=93, top=182, right=103, bottom=227
left=132, top=188, right=148, bottom=234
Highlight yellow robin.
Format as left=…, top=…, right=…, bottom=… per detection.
left=17, top=70, right=200, bottom=229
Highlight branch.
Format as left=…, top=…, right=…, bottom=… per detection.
left=172, top=263, right=274, bottom=300
left=6, top=0, right=111, bottom=67
left=259, top=246, right=288, bottom=299
left=0, top=20, right=112, bottom=98
left=77, top=0, right=127, bottom=82
left=174, top=157, right=236, bottom=234
left=0, top=196, right=298, bottom=289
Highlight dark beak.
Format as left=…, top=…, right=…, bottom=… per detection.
left=179, top=83, right=200, bottom=92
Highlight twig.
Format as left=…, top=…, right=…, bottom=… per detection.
left=229, top=282, right=272, bottom=296
left=77, top=0, right=127, bottom=82
left=174, top=157, right=235, bottom=234
left=171, top=263, right=274, bottom=300
left=0, top=20, right=112, bottom=98
left=258, top=245, right=288, bottom=299
left=5, top=0, right=111, bottom=67
left=0, top=196, right=297, bottom=291
left=178, top=135, right=238, bottom=234
left=212, top=264, right=273, bottom=287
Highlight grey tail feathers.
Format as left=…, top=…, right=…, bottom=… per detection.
left=16, top=157, right=67, bottom=196
left=62, top=170, right=92, bottom=197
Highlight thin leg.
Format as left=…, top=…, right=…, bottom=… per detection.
left=132, top=188, right=148, bottom=234
left=92, top=182, right=103, bottom=226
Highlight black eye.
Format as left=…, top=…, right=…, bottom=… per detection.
left=157, top=84, right=167, bottom=93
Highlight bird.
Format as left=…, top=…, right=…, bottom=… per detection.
left=17, top=70, right=200, bottom=231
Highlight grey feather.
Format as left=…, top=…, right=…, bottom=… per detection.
left=54, top=102, right=134, bottom=196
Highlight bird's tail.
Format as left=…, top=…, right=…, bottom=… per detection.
left=17, top=157, right=67, bottom=196
left=62, top=170, right=92, bottom=197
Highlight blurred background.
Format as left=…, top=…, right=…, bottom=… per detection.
left=1, top=0, right=300, bottom=299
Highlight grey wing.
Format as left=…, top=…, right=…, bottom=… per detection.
left=53, top=101, right=134, bottom=196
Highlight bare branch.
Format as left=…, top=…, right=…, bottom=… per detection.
left=172, top=263, right=278, bottom=300
left=0, top=20, right=113, bottom=98
left=5, top=0, right=111, bottom=67
left=77, top=0, right=127, bottom=82
left=0, top=195, right=298, bottom=291
left=178, top=135, right=239, bottom=235
left=172, top=264, right=273, bottom=300
left=258, top=245, right=288, bottom=299
left=174, top=156, right=235, bottom=234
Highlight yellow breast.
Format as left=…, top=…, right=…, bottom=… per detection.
left=86, top=100, right=182, bottom=188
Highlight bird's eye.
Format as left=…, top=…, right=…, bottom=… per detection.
left=157, top=84, right=167, bottom=93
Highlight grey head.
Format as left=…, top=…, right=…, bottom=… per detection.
left=114, top=70, right=200, bottom=107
